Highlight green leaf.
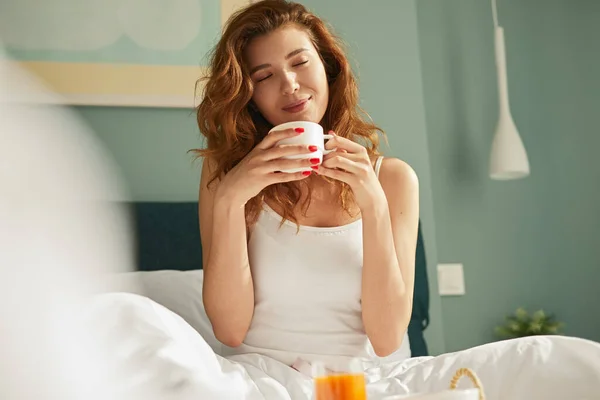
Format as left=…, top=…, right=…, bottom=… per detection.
left=532, top=310, right=546, bottom=322
left=495, top=307, right=564, bottom=339
left=529, top=321, right=542, bottom=333
left=515, top=307, right=529, bottom=321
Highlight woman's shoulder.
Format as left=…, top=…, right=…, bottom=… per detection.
left=373, top=156, right=419, bottom=191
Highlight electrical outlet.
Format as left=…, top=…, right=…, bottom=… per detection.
left=437, top=263, right=466, bottom=296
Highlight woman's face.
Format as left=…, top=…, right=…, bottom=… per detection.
left=245, top=25, right=329, bottom=127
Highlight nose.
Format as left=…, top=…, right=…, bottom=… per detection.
left=280, top=71, right=299, bottom=95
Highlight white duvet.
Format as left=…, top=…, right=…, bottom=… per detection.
left=88, top=292, right=600, bottom=400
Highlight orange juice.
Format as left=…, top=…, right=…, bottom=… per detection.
left=315, top=373, right=367, bottom=400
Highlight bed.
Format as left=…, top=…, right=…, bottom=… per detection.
left=98, top=202, right=600, bottom=399
left=127, top=201, right=432, bottom=357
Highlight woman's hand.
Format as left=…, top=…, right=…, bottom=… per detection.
left=217, top=127, right=318, bottom=206
left=317, top=131, right=387, bottom=211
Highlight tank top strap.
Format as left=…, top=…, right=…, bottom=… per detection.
left=374, top=156, right=384, bottom=179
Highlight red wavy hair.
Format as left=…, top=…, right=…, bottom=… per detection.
left=193, top=0, right=384, bottom=228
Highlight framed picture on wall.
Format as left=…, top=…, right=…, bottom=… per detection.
left=0, top=0, right=250, bottom=109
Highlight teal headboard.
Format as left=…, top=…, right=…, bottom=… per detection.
left=130, top=202, right=430, bottom=356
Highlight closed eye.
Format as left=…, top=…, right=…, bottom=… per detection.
left=255, top=60, right=307, bottom=82
left=256, top=74, right=272, bottom=82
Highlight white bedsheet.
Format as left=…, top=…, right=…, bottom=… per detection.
left=89, top=292, right=600, bottom=400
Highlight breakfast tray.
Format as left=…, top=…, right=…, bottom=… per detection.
left=449, top=368, right=486, bottom=400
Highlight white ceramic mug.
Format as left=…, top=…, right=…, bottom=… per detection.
left=268, top=121, right=335, bottom=173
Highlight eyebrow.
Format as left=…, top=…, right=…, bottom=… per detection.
left=249, top=48, right=309, bottom=75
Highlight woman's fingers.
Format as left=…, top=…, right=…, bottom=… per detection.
left=266, top=170, right=313, bottom=184
left=315, top=165, right=352, bottom=184
left=321, top=154, right=368, bottom=175
left=325, top=131, right=367, bottom=154
left=258, top=127, right=303, bottom=150
left=265, top=156, right=320, bottom=173
left=322, top=151, right=363, bottom=164
left=263, top=143, right=317, bottom=161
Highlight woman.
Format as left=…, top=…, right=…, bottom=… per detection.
left=192, top=0, right=600, bottom=398
left=195, top=0, right=417, bottom=370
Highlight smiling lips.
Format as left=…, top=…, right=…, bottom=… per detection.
left=282, top=96, right=311, bottom=113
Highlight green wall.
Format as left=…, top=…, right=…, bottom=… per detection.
left=76, top=107, right=202, bottom=201
left=75, top=0, right=447, bottom=355
left=416, top=0, right=600, bottom=351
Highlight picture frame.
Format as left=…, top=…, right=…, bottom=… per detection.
left=3, top=0, right=250, bottom=109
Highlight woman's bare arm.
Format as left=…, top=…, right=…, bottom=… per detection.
left=360, top=158, right=419, bottom=356
left=198, top=157, right=254, bottom=347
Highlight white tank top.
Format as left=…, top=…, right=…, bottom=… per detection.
left=225, top=157, right=409, bottom=369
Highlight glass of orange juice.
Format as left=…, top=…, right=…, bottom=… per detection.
left=313, top=360, right=367, bottom=400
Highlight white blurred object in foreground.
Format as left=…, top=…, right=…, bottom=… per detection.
left=0, top=44, right=136, bottom=400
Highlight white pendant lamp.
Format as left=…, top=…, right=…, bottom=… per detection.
left=489, top=0, right=530, bottom=180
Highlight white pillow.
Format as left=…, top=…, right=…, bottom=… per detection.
left=111, top=269, right=411, bottom=362
left=112, top=269, right=222, bottom=355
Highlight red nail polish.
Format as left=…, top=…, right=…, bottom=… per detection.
left=329, top=130, right=336, bottom=135
left=302, top=170, right=311, bottom=176
left=311, top=166, right=319, bottom=170
left=310, top=158, right=320, bottom=164
left=308, top=145, right=318, bottom=152
left=295, top=127, right=304, bottom=133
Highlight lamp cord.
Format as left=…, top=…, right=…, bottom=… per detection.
left=491, top=0, right=499, bottom=28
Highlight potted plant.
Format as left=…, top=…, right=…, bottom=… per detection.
left=495, top=307, right=564, bottom=339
